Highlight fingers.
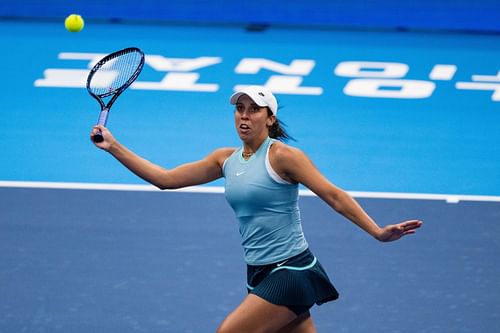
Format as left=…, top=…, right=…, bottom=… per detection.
left=397, top=220, right=423, bottom=238
left=403, top=219, right=423, bottom=225
left=92, top=125, right=106, bottom=133
left=90, top=125, right=108, bottom=136
left=90, top=125, right=102, bottom=135
left=379, top=220, right=422, bottom=242
left=90, top=125, right=110, bottom=146
left=400, top=220, right=423, bottom=231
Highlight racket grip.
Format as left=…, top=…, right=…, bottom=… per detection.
left=93, top=129, right=104, bottom=143
left=93, top=109, right=109, bottom=143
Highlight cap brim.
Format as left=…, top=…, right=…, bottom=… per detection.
left=229, top=91, right=268, bottom=107
left=229, top=86, right=278, bottom=115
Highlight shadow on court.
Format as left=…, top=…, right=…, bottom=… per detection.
left=1, top=188, right=499, bottom=332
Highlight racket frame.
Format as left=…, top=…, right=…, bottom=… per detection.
left=87, top=47, right=145, bottom=142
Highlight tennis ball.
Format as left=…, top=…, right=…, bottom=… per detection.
left=65, top=14, right=84, bottom=32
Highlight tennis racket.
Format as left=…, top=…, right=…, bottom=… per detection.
left=87, top=47, right=145, bottom=143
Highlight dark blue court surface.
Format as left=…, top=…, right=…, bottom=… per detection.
left=1, top=187, right=499, bottom=332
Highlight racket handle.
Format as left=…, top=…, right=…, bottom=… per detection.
left=93, top=109, right=109, bottom=143
left=93, top=130, right=104, bottom=143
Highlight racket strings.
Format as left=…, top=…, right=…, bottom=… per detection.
left=89, top=50, right=143, bottom=97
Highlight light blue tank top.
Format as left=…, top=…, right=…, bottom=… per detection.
left=223, top=137, right=309, bottom=265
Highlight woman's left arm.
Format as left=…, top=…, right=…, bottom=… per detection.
left=270, top=144, right=422, bottom=242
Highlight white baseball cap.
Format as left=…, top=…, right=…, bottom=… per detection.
left=229, top=86, right=278, bottom=116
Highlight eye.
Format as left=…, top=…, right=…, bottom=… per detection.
left=236, top=104, right=244, bottom=112
left=251, top=106, right=260, bottom=113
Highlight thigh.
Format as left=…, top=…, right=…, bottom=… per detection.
left=216, top=294, right=297, bottom=333
left=277, top=312, right=316, bottom=333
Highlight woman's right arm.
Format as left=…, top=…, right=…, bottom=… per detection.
left=90, top=125, right=234, bottom=189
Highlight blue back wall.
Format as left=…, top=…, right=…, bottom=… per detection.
left=1, top=0, right=500, bottom=32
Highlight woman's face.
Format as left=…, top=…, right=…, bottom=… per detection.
left=234, top=94, right=275, bottom=142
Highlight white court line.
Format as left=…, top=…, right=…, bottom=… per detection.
left=1, top=180, right=500, bottom=203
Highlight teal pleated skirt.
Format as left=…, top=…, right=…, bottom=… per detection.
left=246, top=248, right=339, bottom=316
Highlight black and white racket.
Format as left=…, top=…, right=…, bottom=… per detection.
left=87, top=47, right=145, bottom=143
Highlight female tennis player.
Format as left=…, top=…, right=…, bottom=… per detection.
left=91, top=85, right=422, bottom=333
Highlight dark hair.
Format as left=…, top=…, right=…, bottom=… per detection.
left=267, top=108, right=295, bottom=142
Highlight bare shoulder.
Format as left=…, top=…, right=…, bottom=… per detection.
left=208, top=147, right=237, bottom=165
left=269, top=141, right=306, bottom=162
left=269, top=141, right=309, bottom=182
left=212, top=147, right=237, bottom=158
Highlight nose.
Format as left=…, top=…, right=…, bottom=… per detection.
left=239, top=107, right=251, bottom=118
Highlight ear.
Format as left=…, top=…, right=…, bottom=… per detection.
left=266, top=115, right=276, bottom=127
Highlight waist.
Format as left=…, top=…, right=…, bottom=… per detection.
left=237, top=206, right=308, bottom=264
left=247, top=247, right=314, bottom=270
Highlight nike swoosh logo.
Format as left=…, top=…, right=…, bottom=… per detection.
left=276, top=260, right=288, bottom=267
left=236, top=171, right=245, bottom=176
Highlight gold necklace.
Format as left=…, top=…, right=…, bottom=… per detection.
left=242, top=151, right=254, bottom=159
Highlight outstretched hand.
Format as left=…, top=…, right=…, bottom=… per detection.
left=376, top=220, right=423, bottom=242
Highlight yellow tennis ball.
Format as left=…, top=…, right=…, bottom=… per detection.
left=65, top=14, right=84, bottom=32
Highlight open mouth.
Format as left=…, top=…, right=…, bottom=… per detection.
left=240, top=124, right=250, bottom=130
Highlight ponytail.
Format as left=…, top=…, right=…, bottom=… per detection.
left=267, top=108, right=295, bottom=142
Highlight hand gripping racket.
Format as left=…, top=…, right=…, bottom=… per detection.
left=87, top=47, right=145, bottom=143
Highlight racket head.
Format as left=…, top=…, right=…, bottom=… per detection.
left=86, top=47, right=145, bottom=105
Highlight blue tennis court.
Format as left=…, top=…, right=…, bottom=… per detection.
left=1, top=1, right=499, bottom=332
left=1, top=187, right=499, bottom=332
